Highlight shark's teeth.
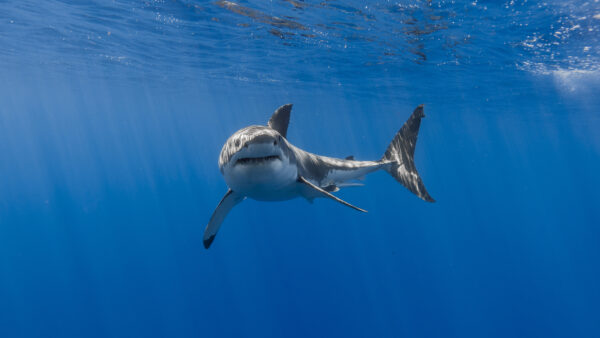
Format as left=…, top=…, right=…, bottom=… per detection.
left=236, top=155, right=281, bottom=165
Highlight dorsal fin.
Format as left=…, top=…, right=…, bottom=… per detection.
left=267, top=104, right=292, bottom=138
left=345, top=155, right=354, bottom=160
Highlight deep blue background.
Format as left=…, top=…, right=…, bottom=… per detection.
left=1, top=1, right=599, bottom=337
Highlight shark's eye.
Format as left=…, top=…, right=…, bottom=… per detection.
left=273, top=140, right=277, bottom=146
left=244, top=143, right=248, bottom=148
left=234, top=139, right=240, bottom=147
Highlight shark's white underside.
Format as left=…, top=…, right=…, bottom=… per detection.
left=223, top=156, right=298, bottom=201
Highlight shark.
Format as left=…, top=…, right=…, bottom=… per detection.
left=203, top=104, right=434, bottom=248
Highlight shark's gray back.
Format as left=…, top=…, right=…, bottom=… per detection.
left=291, top=146, right=384, bottom=186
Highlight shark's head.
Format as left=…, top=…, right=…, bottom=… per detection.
left=219, top=126, right=298, bottom=198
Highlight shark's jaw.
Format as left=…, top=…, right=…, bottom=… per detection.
left=235, top=154, right=281, bottom=165
left=220, top=127, right=299, bottom=201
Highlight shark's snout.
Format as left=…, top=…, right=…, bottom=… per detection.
left=233, top=141, right=282, bottom=167
left=219, top=125, right=289, bottom=172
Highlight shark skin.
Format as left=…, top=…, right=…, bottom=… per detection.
left=203, top=104, right=434, bottom=248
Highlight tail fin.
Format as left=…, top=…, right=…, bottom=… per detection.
left=382, top=104, right=435, bottom=202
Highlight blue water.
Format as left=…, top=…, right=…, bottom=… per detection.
left=1, top=1, right=600, bottom=337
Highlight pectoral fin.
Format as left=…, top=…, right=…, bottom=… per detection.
left=297, top=176, right=367, bottom=213
left=203, top=189, right=245, bottom=249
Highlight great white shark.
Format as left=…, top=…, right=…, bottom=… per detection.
left=203, top=104, right=434, bottom=248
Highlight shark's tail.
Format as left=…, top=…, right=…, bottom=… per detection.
left=381, top=104, right=435, bottom=202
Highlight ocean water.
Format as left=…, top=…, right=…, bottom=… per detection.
left=1, top=1, right=600, bottom=337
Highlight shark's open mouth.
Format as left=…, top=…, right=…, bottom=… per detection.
left=236, top=155, right=281, bottom=165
